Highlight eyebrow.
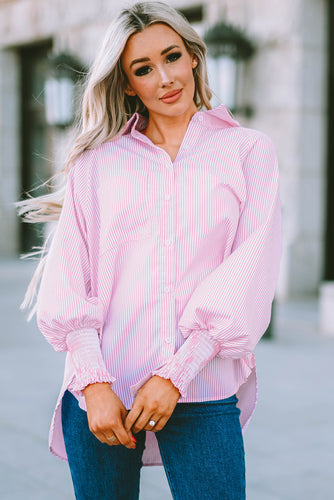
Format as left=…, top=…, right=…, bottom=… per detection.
left=129, top=45, right=181, bottom=68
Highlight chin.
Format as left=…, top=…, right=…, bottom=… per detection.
left=159, top=98, right=195, bottom=115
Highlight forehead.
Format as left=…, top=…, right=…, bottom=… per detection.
left=122, top=23, right=185, bottom=62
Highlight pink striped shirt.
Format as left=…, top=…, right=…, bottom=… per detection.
left=36, top=104, right=282, bottom=465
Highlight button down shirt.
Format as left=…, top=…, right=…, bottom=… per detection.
left=36, top=104, right=282, bottom=465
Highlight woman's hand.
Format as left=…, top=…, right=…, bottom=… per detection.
left=83, top=382, right=136, bottom=449
left=125, top=376, right=181, bottom=434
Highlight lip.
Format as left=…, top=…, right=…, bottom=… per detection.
left=160, top=89, right=182, bottom=103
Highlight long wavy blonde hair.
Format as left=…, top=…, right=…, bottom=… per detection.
left=18, top=1, right=212, bottom=316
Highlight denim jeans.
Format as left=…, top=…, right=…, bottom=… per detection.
left=61, top=390, right=245, bottom=500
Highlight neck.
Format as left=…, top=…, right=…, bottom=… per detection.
left=143, top=103, right=198, bottom=146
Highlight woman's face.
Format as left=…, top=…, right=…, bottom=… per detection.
left=121, top=23, right=198, bottom=119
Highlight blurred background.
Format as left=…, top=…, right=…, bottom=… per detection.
left=0, top=1, right=333, bottom=499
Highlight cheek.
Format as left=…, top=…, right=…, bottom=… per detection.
left=135, top=79, right=157, bottom=100
left=178, top=61, right=195, bottom=85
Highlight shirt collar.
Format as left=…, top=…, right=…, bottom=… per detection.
left=121, top=113, right=147, bottom=135
left=121, top=104, right=240, bottom=138
left=202, top=104, right=240, bottom=128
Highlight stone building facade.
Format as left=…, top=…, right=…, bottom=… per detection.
left=0, top=0, right=329, bottom=302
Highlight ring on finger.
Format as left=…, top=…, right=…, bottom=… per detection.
left=107, top=435, right=117, bottom=443
left=148, top=420, right=156, bottom=428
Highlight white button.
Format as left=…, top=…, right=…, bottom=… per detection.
left=198, top=114, right=203, bottom=122
left=164, top=286, right=171, bottom=293
left=165, top=193, right=171, bottom=200
left=165, top=163, right=170, bottom=169
left=165, top=239, right=172, bottom=246
left=165, top=337, right=172, bottom=344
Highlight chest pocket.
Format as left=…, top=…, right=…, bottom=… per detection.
left=99, top=169, right=153, bottom=255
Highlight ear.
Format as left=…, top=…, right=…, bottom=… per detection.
left=125, top=86, right=136, bottom=96
left=191, top=55, right=199, bottom=69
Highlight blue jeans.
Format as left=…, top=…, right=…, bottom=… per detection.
left=61, top=390, right=245, bottom=500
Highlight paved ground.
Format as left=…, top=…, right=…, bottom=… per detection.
left=1, top=258, right=333, bottom=500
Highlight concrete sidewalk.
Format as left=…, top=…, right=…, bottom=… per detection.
left=1, top=259, right=333, bottom=499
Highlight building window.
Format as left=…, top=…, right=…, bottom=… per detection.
left=178, top=5, right=204, bottom=24
left=19, top=41, right=53, bottom=252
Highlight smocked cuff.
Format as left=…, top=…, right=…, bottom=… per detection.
left=152, top=329, right=220, bottom=398
left=66, top=328, right=116, bottom=395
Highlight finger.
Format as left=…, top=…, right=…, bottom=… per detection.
left=113, top=421, right=137, bottom=449
left=91, top=418, right=135, bottom=449
left=124, top=404, right=143, bottom=433
left=88, top=420, right=123, bottom=446
left=92, top=430, right=115, bottom=445
left=132, top=410, right=158, bottom=434
left=93, top=428, right=132, bottom=448
left=150, top=415, right=169, bottom=432
left=143, top=416, right=160, bottom=432
left=104, top=434, right=121, bottom=446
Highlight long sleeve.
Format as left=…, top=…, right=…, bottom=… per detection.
left=36, top=153, right=115, bottom=394
left=153, top=132, right=282, bottom=397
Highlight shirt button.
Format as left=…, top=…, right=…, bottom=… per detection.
left=198, top=114, right=203, bottom=122
left=165, top=337, right=172, bottom=344
left=165, top=163, right=170, bottom=169
left=165, top=239, right=172, bottom=246
left=165, top=193, right=171, bottom=201
left=164, top=286, right=171, bottom=293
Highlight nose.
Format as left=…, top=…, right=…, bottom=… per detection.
left=158, top=65, right=173, bottom=87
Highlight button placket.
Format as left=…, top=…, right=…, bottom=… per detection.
left=160, top=156, right=175, bottom=354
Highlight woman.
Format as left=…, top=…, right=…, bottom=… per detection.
left=20, top=2, right=282, bottom=499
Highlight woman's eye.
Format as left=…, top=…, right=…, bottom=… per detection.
left=135, top=65, right=151, bottom=77
left=167, top=52, right=182, bottom=63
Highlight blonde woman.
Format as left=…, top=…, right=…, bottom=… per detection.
left=19, top=2, right=281, bottom=499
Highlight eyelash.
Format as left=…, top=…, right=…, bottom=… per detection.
left=167, top=52, right=182, bottom=63
left=134, top=52, right=182, bottom=77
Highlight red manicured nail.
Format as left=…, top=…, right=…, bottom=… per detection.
left=131, top=435, right=137, bottom=443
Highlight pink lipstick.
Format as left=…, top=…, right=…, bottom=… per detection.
left=160, top=89, right=182, bottom=104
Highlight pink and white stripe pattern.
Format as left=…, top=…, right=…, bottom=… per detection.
left=36, top=104, right=282, bottom=465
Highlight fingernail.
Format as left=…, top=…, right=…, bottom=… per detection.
left=131, top=435, right=137, bottom=443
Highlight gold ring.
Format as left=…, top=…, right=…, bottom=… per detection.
left=107, top=435, right=116, bottom=443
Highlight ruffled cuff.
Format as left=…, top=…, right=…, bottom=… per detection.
left=152, top=330, right=220, bottom=398
left=66, top=328, right=116, bottom=395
